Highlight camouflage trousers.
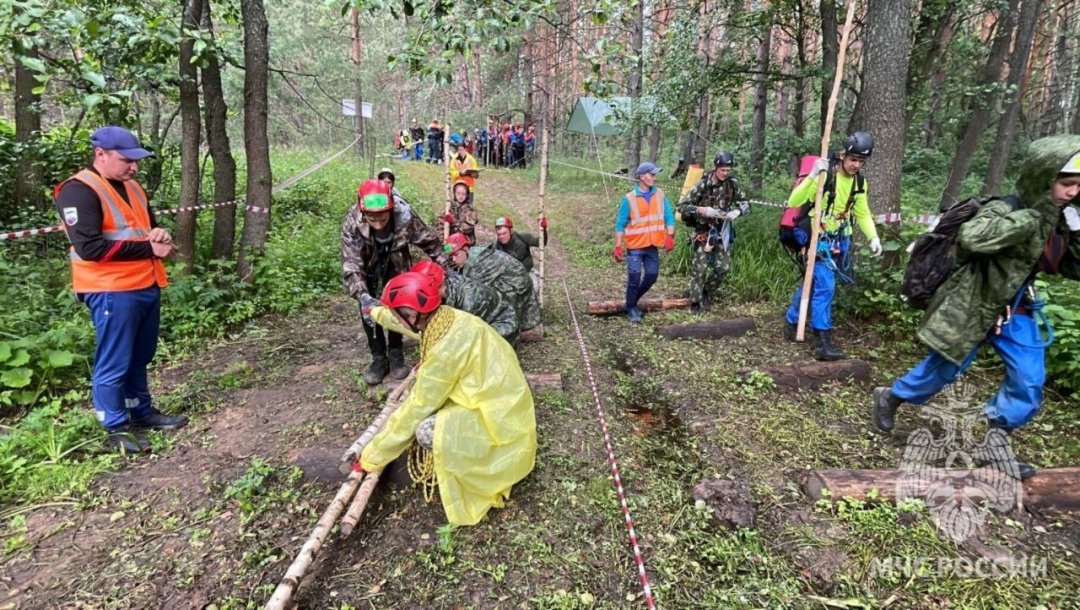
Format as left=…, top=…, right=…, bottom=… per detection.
left=689, top=245, right=730, bottom=304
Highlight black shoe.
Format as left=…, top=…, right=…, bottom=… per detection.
left=784, top=322, right=798, bottom=342
left=387, top=349, right=410, bottom=381
left=872, top=386, right=902, bottom=432
left=364, top=356, right=390, bottom=385
left=813, top=330, right=846, bottom=361
left=106, top=426, right=152, bottom=454
left=128, top=408, right=189, bottom=431
left=1015, top=461, right=1037, bottom=481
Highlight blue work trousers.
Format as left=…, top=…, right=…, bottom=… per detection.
left=785, top=262, right=837, bottom=331
left=414, top=142, right=423, bottom=160
left=625, top=246, right=660, bottom=310
left=82, top=287, right=160, bottom=430
left=891, top=313, right=1046, bottom=430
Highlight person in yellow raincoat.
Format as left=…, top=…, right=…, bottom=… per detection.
left=356, top=272, right=536, bottom=526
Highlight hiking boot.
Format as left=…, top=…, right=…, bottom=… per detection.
left=784, top=322, right=798, bottom=342
left=387, top=349, right=411, bottom=381
left=128, top=408, right=188, bottom=431
left=106, top=426, right=152, bottom=454
left=627, top=306, right=644, bottom=323
left=872, top=386, right=902, bottom=432
left=364, top=355, right=390, bottom=385
left=813, top=330, right=846, bottom=361
left=1015, top=461, right=1037, bottom=481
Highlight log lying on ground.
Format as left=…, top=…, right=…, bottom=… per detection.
left=339, top=368, right=417, bottom=475
left=340, top=470, right=382, bottom=537
left=805, top=467, right=1080, bottom=512
left=520, top=325, right=545, bottom=343
left=587, top=297, right=692, bottom=316
left=525, top=372, right=563, bottom=391
left=758, top=359, right=871, bottom=390
left=657, top=317, right=756, bottom=340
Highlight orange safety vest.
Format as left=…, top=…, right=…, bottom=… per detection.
left=58, top=169, right=168, bottom=293
left=451, top=154, right=476, bottom=190
left=623, top=188, right=668, bottom=249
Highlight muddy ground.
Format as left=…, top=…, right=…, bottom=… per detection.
left=2, top=160, right=1079, bottom=609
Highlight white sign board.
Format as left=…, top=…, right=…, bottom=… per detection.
left=341, top=100, right=373, bottom=118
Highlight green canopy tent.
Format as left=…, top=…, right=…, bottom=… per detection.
left=566, top=97, right=624, bottom=136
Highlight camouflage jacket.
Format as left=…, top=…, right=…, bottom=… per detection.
left=341, top=202, right=445, bottom=299
left=920, top=135, right=1080, bottom=364
left=436, top=201, right=478, bottom=241
left=444, top=272, right=519, bottom=345
left=494, top=231, right=540, bottom=272
left=463, top=245, right=542, bottom=330
left=678, top=175, right=749, bottom=231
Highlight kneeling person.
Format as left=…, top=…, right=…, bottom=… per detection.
left=411, top=260, right=519, bottom=347
left=445, top=232, right=542, bottom=336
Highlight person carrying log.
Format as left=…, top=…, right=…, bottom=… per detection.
left=356, top=272, right=537, bottom=526
left=613, top=162, right=676, bottom=323
left=873, top=136, right=1080, bottom=480
left=678, top=150, right=750, bottom=313
left=445, top=232, right=543, bottom=337
left=342, top=179, right=446, bottom=385
left=411, top=260, right=520, bottom=347
left=781, top=132, right=882, bottom=360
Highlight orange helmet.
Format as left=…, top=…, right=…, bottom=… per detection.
left=357, top=179, right=392, bottom=212
left=381, top=272, right=441, bottom=313
left=444, top=232, right=471, bottom=256
left=411, top=260, right=446, bottom=287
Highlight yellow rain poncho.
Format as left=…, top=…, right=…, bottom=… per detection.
left=361, top=305, right=537, bottom=526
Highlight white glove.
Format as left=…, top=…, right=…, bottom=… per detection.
left=812, top=157, right=830, bottom=176
left=725, top=209, right=741, bottom=221
left=869, top=237, right=883, bottom=257
left=698, top=206, right=722, bottom=219
left=359, top=293, right=380, bottom=326
left=1064, top=206, right=1080, bottom=232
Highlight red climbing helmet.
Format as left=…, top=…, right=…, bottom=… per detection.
left=444, top=232, right=471, bottom=256
left=494, top=216, right=513, bottom=229
left=410, top=260, right=446, bottom=287
left=381, top=272, right=441, bottom=313
left=357, top=179, right=393, bottom=212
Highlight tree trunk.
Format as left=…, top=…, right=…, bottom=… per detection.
left=237, top=0, right=273, bottom=282
left=792, top=0, right=808, bottom=139
left=624, top=0, right=644, bottom=169
left=939, top=1, right=1020, bottom=209
left=749, top=24, right=772, bottom=190
left=200, top=1, right=238, bottom=261
left=176, top=0, right=205, bottom=273
left=849, top=0, right=914, bottom=223
left=647, top=125, right=661, bottom=162
left=905, top=2, right=958, bottom=131
left=12, top=44, right=44, bottom=216
left=982, top=0, right=1045, bottom=196
left=819, top=0, right=839, bottom=139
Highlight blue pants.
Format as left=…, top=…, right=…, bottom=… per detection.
left=625, top=246, right=660, bottom=310
left=414, top=143, right=423, bottom=160
left=785, top=261, right=836, bottom=331
left=891, top=314, right=1046, bottom=430
left=82, top=287, right=160, bottom=430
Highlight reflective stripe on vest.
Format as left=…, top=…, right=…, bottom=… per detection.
left=60, top=170, right=168, bottom=293
left=624, top=188, right=667, bottom=248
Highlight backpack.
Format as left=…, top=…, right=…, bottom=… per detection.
left=778, top=159, right=864, bottom=252
left=900, top=195, right=1022, bottom=309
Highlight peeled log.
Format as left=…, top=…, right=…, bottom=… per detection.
left=339, top=368, right=416, bottom=475
left=760, top=359, right=871, bottom=390
left=525, top=372, right=563, bottom=391
left=805, top=467, right=1080, bottom=512
left=587, top=298, right=692, bottom=316
left=658, top=317, right=755, bottom=340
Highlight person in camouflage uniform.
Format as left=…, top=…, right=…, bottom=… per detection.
left=437, top=182, right=479, bottom=244
left=872, top=135, right=1080, bottom=481
left=411, top=260, right=520, bottom=347
left=678, top=151, right=750, bottom=313
left=493, top=216, right=548, bottom=272
left=445, top=232, right=542, bottom=335
left=342, top=179, right=445, bottom=385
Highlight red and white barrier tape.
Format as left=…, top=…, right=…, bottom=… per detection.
left=561, top=280, right=657, bottom=610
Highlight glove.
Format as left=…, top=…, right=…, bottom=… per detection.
left=442, top=213, right=456, bottom=224
left=359, top=293, right=380, bottom=325
left=540, top=217, right=548, bottom=229
left=664, top=235, right=675, bottom=252
left=812, top=157, right=830, bottom=176
left=869, top=237, right=883, bottom=257
left=352, top=459, right=365, bottom=474
left=725, top=209, right=741, bottom=221
left=1064, top=206, right=1080, bottom=232
left=698, top=206, right=722, bottom=219
left=613, top=244, right=624, bottom=262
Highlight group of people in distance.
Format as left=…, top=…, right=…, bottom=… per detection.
left=395, top=117, right=536, bottom=169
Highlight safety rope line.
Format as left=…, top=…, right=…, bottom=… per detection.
left=549, top=159, right=637, bottom=182
left=0, top=137, right=360, bottom=242
left=561, top=280, right=657, bottom=610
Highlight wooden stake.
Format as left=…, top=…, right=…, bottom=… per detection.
left=339, top=470, right=382, bottom=537
left=339, top=368, right=416, bottom=475
left=796, top=0, right=857, bottom=342
left=538, top=108, right=551, bottom=309
left=443, top=121, right=452, bottom=240
left=587, top=297, right=692, bottom=316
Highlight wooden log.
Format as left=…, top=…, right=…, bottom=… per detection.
left=587, top=297, right=693, bottom=316
left=339, top=368, right=416, bottom=475
left=520, top=324, right=545, bottom=342
left=657, top=317, right=756, bottom=340
left=805, top=467, right=1080, bottom=512
left=339, top=470, right=382, bottom=537
left=759, top=359, right=871, bottom=390
left=525, top=372, right=563, bottom=391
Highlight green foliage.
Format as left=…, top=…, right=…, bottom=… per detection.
left=1041, top=278, right=1080, bottom=394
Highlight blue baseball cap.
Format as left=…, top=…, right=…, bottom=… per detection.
left=635, top=162, right=661, bottom=176
left=90, top=126, right=154, bottom=160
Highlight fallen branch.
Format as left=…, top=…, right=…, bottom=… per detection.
left=759, top=359, right=871, bottom=390
left=340, top=470, right=382, bottom=537
left=587, top=297, right=692, bottom=316
left=525, top=372, right=563, bottom=391
left=339, top=368, right=417, bottom=475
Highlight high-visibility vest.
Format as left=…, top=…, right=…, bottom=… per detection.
left=451, top=154, right=476, bottom=190
left=58, top=169, right=168, bottom=293
left=623, top=188, right=668, bottom=249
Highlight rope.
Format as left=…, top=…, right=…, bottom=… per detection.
left=407, top=442, right=438, bottom=503
left=561, top=280, right=656, bottom=610
left=0, top=137, right=360, bottom=242
left=548, top=159, right=636, bottom=182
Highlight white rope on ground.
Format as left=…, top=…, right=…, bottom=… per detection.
left=549, top=159, right=637, bottom=182
left=0, top=137, right=361, bottom=241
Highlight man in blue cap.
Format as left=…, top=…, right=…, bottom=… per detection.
left=54, top=126, right=187, bottom=454
left=613, top=162, right=676, bottom=322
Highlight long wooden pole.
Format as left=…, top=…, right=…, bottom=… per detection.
left=339, top=470, right=382, bottom=537
left=538, top=112, right=551, bottom=309
left=796, top=0, right=857, bottom=342
left=338, top=368, right=417, bottom=475
left=443, top=120, right=452, bottom=240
